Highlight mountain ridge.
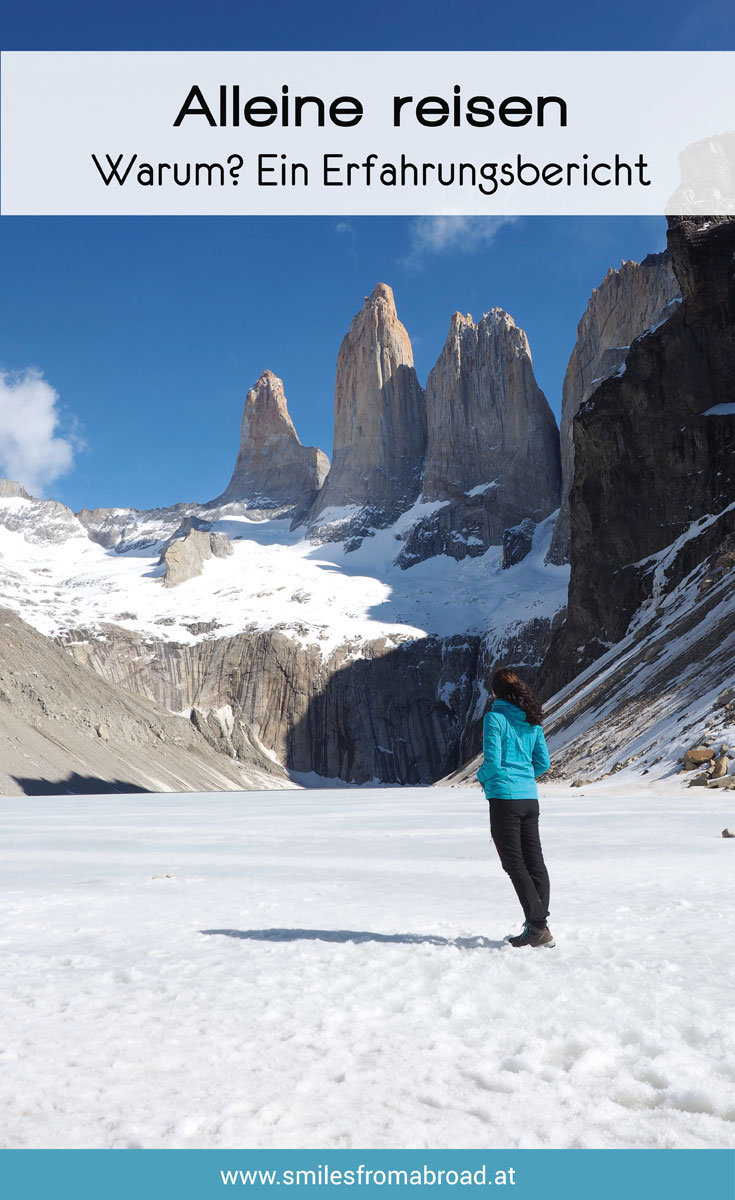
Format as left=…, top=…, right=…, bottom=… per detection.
left=1, top=237, right=716, bottom=790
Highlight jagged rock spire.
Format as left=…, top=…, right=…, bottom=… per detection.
left=422, top=307, right=560, bottom=515
left=307, top=283, right=426, bottom=530
left=218, top=370, right=329, bottom=508
left=394, top=306, right=560, bottom=569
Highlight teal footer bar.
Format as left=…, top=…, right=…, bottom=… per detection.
left=0, top=1149, right=733, bottom=1200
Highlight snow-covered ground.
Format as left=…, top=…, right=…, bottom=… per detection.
left=1, top=784, right=733, bottom=1150
left=0, top=494, right=567, bottom=654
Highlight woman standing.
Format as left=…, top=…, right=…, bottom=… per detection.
left=478, top=667, right=554, bottom=948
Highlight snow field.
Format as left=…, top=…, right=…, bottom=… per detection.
left=0, top=498, right=568, bottom=654
left=0, top=784, right=733, bottom=1150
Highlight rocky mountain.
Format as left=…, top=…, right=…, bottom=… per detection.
left=547, top=253, right=680, bottom=565
left=666, top=130, right=735, bottom=217
left=515, top=216, right=735, bottom=781
left=41, top=494, right=565, bottom=786
left=444, top=217, right=735, bottom=795
left=539, top=216, right=735, bottom=694
left=215, top=369, right=329, bottom=510
left=0, top=479, right=32, bottom=500
left=0, top=277, right=577, bottom=792
left=422, top=308, right=560, bottom=506
left=0, top=487, right=567, bottom=789
left=17, top=233, right=733, bottom=796
left=1, top=490, right=87, bottom=546
left=75, top=370, right=330, bottom=552
left=303, top=283, right=562, bottom=578
left=448, top=535, right=735, bottom=792
left=306, top=283, right=426, bottom=544
left=399, top=308, right=560, bottom=568
left=0, top=606, right=290, bottom=796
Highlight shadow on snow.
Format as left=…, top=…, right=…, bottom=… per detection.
left=200, top=927, right=505, bottom=950
left=12, top=772, right=152, bottom=796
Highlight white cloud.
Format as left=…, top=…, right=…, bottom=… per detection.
left=403, top=215, right=520, bottom=267
left=334, top=220, right=358, bottom=262
left=0, top=369, right=81, bottom=497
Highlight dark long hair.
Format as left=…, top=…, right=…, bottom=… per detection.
left=492, top=667, right=544, bottom=726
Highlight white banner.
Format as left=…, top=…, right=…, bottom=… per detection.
left=2, top=50, right=734, bottom=216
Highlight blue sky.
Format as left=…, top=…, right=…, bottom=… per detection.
left=1, top=0, right=733, bottom=511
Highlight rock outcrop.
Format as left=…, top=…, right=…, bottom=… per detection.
left=0, top=606, right=290, bottom=796
left=666, top=131, right=735, bottom=217
left=398, top=308, right=560, bottom=566
left=547, top=253, right=680, bottom=564
left=0, top=478, right=33, bottom=500
left=77, top=502, right=195, bottom=553
left=538, top=216, right=735, bottom=698
left=161, top=522, right=233, bottom=588
left=306, top=284, right=426, bottom=541
left=216, top=370, right=329, bottom=509
left=502, top=518, right=537, bottom=569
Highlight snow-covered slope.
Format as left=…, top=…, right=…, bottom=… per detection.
left=0, top=488, right=568, bottom=785
left=541, top=520, right=735, bottom=784
left=450, top=511, right=735, bottom=792
left=0, top=492, right=568, bottom=654
left=1, top=785, right=732, bottom=1149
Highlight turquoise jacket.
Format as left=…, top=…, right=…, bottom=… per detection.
left=477, top=699, right=551, bottom=800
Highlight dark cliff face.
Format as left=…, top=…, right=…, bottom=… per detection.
left=537, top=216, right=735, bottom=698
left=546, top=252, right=679, bottom=566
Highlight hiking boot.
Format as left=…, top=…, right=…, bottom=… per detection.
left=508, top=921, right=555, bottom=948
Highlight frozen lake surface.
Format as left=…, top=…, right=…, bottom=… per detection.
left=1, top=783, right=733, bottom=1149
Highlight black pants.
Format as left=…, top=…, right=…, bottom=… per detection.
left=489, top=798, right=550, bottom=929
